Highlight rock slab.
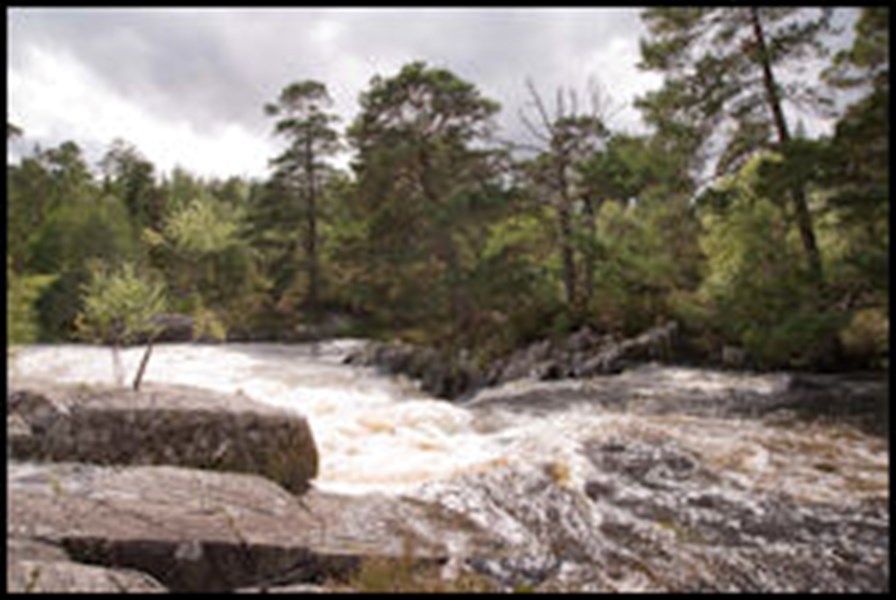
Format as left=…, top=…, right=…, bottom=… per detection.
left=7, top=462, right=476, bottom=592
left=7, top=382, right=318, bottom=494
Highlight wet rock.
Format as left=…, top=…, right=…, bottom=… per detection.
left=771, top=373, right=889, bottom=437
left=578, top=436, right=889, bottom=591
left=415, top=464, right=614, bottom=590
left=467, top=365, right=888, bottom=438
left=343, top=322, right=681, bottom=400
left=150, top=313, right=196, bottom=342
left=344, top=342, right=483, bottom=400
left=488, top=322, right=679, bottom=386
left=290, top=313, right=362, bottom=342
left=7, top=383, right=318, bottom=494
left=409, top=423, right=888, bottom=593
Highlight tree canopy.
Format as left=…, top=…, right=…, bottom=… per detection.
left=6, top=11, right=888, bottom=371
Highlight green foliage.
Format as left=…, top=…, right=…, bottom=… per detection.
left=695, top=154, right=846, bottom=368
left=157, top=192, right=264, bottom=330
left=164, top=192, right=240, bottom=255
left=26, top=193, right=140, bottom=339
left=7, top=257, right=56, bottom=347
left=258, top=79, right=342, bottom=312
left=839, top=308, right=889, bottom=368
left=346, top=61, right=503, bottom=342
left=824, top=8, right=888, bottom=91
left=5, top=37, right=886, bottom=374
left=192, top=302, right=228, bottom=342
left=100, top=139, right=165, bottom=231
left=75, top=261, right=167, bottom=345
left=637, top=7, right=833, bottom=284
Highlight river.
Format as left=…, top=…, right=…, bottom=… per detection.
left=7, top=341, right=890, bottom=591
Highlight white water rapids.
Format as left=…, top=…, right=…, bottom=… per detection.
left=8, top=341, right=887, bottom=507
left=9, top=341, right=890, bottom=591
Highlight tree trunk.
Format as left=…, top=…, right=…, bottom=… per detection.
left=418, top=146, right=464, bottom=326
left=132, top=339, right=154, bottom=391
left=555, top=154, right=579, bottom=317
left=305, top=137, right=319, bottom=311
left=112, top=342, right=124, bottom=387
left=557, top=200, right=579, bottom=314
left=582, top=195, right=598, bottom=311
left=750, top=6, right=824, bottom=286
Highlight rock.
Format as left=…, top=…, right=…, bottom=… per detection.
left=466, top=364, right=889, bottom=440
left=413, top=433, right=888, bottom=592
left=344, top=342, right=483, bottom=400
left=344, top=323, right=682, bottom=401
left=237, top=582, right=346, bottom=593
left=149, top=313, right=195, bottom=342
left=577, top=436, right=889, bottom=592
left=490, top=322, right=680, bottom=385
left=721, top=345, right=748, bottom=369
left=7, top=383, right=318, bottom=494
left=7, top=413, right=33, bottom=455
left=8, top=537, right=71, bottom=563
left=291, top=312, right=361, bottom=342
left=7, top=462, right=475, bottom=592
left=774, top=372, right=889, bottom=437
left=7, top=559, right=167, bottom=593
left=492, top=339, right=556, bottom=383
left=8, top=535, right=166, bottom=592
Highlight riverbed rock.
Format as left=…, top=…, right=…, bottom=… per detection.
left=577, top=436, right=889, bottom=592
left=7, top=462, right=487, bottom=592
left=466, top=364, right=888, bottom=437
left=344, top=342, right=483, bottom=400
left=489, top=322, right=680, bottom=386
left=7, top=383, right=318, bottom=493
left=342, top=323, right=681, bottom=400
left=415, top=438, right=888, bottom=593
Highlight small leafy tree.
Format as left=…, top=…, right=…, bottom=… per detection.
left=75, top=261, right=167, bottom=390
left=154, top=191, right=257, bottom=334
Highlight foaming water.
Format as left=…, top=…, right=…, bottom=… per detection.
left=9, top=342, right=509, bottom=495
left=9, top=342, right=888, bottom=590
left=8, top=343, right=888, bottom=505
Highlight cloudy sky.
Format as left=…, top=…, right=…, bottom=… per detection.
left=7, top=8, right=855, bottom=180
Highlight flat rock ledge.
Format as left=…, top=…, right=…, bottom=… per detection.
left=7, top=382, right=318, bottom=494
left=7, top=462, right=482, bottom=592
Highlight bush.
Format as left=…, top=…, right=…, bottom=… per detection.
left=7, top=257, right=56, bottom=347
left=840, top=308, right=889, bottom=368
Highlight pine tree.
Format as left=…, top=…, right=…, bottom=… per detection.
left=263, top=81, right=341, bottom=313
left=637, top=7, right=836, bottom=284
left=347, top=61, right=501, bottom=337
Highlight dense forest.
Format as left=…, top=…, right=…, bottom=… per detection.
left=7, top=7, right=888, bottom=373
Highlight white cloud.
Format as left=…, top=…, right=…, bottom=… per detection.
left=582, top=36, right=664, bottom=134
left=8, top=43, right=274, bottom=179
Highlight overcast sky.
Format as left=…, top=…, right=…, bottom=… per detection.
left=7, top=7, right=856, bottom=181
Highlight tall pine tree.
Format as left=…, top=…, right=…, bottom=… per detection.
left=637, top=7, right=835, bottom=284
left=263, top=80, right=341, bottom=313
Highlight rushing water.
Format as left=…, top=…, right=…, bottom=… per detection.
left=8, top=341, right=890, bottom=591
